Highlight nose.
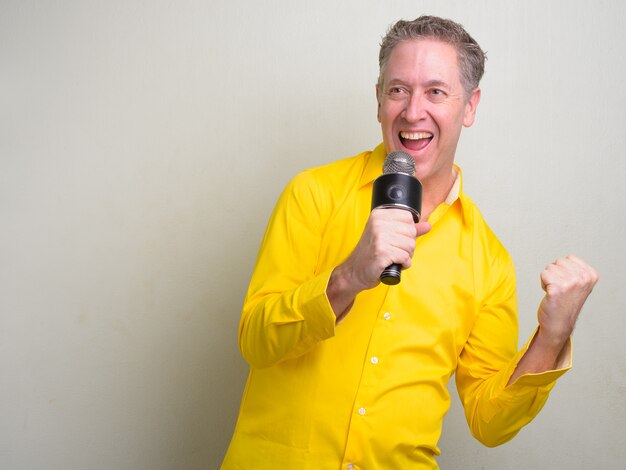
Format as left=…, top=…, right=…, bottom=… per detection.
left=402, top=92, right=427, bottom=123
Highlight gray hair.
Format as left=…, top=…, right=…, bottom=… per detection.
left=378, top=16, right=486, bottom=99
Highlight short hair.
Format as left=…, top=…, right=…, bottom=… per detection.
left=378, top=16, right=486, bottom=98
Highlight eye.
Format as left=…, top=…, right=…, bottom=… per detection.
left=428, top=88, right=447, bottom=102
left=388, top=86, right=408, bottom=96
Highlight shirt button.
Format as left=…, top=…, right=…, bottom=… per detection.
left=358, top=407, right=367, bottom=416
left=370, top=356, right=379, bottom=365
left=347, top=464, right=354, bottom=470
left=383, top=312, right=391, bottom=320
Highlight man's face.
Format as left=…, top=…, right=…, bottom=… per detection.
left=377, top=38, right=480, bottom=190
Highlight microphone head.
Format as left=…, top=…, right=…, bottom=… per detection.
left=383, top=151, right=416, bottom=176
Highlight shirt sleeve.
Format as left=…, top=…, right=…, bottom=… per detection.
left=455, top=249, right=572, bottom=447
left=238, top=171, right=338, bottom=369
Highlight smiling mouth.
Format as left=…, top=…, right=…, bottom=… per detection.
left=400, top=131, right=433, bottom=151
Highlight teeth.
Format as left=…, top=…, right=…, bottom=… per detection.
left=400, top=131, right=433, bottom=140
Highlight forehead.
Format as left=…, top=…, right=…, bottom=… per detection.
left=384, top=38, right=461, bottom=85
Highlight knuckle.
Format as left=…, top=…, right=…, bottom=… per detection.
left=369, top=217, right=383, bottom=231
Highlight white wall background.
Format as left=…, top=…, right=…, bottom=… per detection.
left=1, top=1, right=624, bottom=469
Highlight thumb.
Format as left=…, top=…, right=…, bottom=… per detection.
left=415, top=221, right=432, bottom=238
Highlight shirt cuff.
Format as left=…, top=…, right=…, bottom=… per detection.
left=296, top=268, right=338, bottom=341
left=507, top=328, right=572, bottom=389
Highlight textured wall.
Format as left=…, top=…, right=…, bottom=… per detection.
left=1, top=1, right=624, bottom=469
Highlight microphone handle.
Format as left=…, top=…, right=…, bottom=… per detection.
left=380, top=263, right=402, bottom=285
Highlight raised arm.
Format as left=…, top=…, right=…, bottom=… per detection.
left=507, top=255, right=599, bottom=384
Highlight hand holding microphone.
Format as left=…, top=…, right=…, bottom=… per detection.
left=371, top=151, right=423, bottom=285
left=327, top=151, right=427, bottom=316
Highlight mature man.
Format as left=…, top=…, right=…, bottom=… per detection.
left=222, top=16, right=598, bottom=469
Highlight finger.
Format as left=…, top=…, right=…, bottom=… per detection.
left=553, top=255, right=582, bottom=272
left=370, top=209, right=417, bottom=237
left=554, top=255, right=590, bottom=274
left=389, top=246, right=413, bottom=269
left=371, top=207, right=415, bottom=222
left=387, top=231, right=416, bottom=258
left=563, top=255, right=600, bottom=284
left=415, top=221, right=432, bottom=237
left=540, top=260, right=568, bottom=293
left=540, top=269, right=556, bottom=293
left=540, top=256, right=599, bottom=295
left=552, top=255, right=600, bottom=287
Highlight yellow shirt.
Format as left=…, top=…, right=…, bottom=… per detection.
left=222, top=144, right=570, bottom=469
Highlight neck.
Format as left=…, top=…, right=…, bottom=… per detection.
left=419, top=167, right=458, bottom=221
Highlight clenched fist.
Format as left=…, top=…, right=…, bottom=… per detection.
left=538, top=255, right=600, bottom=344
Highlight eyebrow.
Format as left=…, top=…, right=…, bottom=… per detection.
left=385, top=78, right=451, bottom=89
left=423, top=79, right=450, bottom=89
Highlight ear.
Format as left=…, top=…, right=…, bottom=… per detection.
left=462, top=87, right=481, bottom=128
left=375, top=83, right=382, bottom=123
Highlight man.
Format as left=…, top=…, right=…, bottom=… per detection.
left=222, top=16, right=598, bottom=469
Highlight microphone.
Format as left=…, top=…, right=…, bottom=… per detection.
left=371, top=151, right=422, bottom=285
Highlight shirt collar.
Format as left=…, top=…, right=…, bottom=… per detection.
left=359, top=143, right=387, bottom=188
left=360, top=144, right=471, bottom=223
left=444, top=165, right=472, bottom=226
left=446, top=165, right=462, bottom=204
